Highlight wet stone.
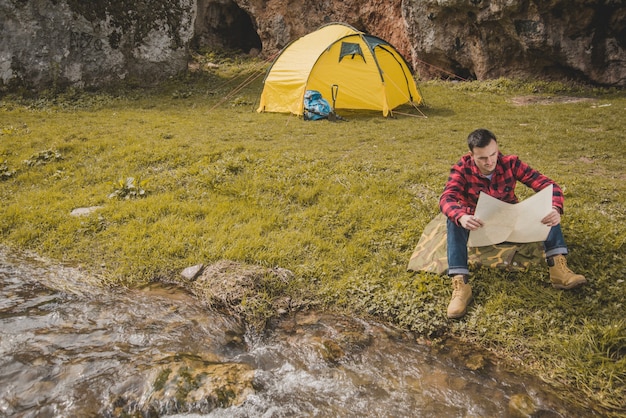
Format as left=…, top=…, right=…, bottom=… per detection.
left=508, top=393, right=538, bottom=417
left=319, top=338, right=345, bottom=363
left=466, top=353, right=486, bottom=370
left=108, top=356, right=255, bottom=416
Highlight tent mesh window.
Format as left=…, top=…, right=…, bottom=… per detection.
left=339, top=42, right=365, bottom=63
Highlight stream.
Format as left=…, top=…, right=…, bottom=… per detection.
left=0, top=246, right=590, bottom=417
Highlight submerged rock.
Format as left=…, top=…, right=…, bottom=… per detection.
left=108, top=355, right=255, bottom=416
left=508, top=393, right=538, bottom=418
left=465, top=353, right=486, bottom=371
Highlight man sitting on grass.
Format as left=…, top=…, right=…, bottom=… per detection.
left=440, top=128, right=586, bottom=319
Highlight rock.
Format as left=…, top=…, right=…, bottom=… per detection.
left=287, top=312, right=380, bottom=364
left=0, top=0, right=195, bottom=90
left=181, top=264, right=204, bottom=281
left=70, top=206, right=103, bottom=217
left=402, top=0, right=625, bottom=86
left=109, top=355, right=256, bottom=416
left=319, top=338, right=345, bottom=363
left=465, top=353, right=486, bottom=371
left=508, top=393, right=538, bottom=418
left=238, top=0, right=624, bottom=86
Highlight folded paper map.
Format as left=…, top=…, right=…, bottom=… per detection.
left=468, top=185, right=553, bottom=247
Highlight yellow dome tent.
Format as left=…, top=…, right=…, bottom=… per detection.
left=257, top=23, right=423, bottom=118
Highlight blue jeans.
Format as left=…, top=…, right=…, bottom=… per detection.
left=446, top=218, right=568, bottom=276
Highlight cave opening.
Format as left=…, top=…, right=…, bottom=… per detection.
left=192, top=0, right=262, bottom=54
left=451, top=65, right=474, bottom=81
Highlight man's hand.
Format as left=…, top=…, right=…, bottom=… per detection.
left=459, top=214, right=484, bottom=231
left=542, top=208, right=561, bottom=227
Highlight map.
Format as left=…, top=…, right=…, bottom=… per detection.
left=468, top=185, right=553, bottom=247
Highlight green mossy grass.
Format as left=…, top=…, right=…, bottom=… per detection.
left=1, top=59, right=624, bottom=415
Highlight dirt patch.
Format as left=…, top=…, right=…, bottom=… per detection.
left=510, top=96, right=594, bottom=106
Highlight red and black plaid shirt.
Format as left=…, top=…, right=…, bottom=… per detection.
left=440, top=153, right=564, bottom=226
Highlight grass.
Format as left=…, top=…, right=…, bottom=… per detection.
left=1, top=57, right=625, bottom=415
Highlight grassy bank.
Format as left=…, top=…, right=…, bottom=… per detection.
left=1, top=58, right=624, bottom=415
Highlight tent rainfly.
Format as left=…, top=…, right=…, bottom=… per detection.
left=257, top=23, right=423, bottom=117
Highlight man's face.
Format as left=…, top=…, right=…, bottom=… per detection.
left=470, top=139, right=499, bottom=175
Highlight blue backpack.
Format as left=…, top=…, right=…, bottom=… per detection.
left=303, top=90, right=332, bottom=120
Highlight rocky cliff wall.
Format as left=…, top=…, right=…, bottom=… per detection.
left=402, top=0, right=625, bottom=85
left=0, top=0, right=195, bottom=90
left=1, top=0, right=624, bottom=91
left=239, top=0, right=624, bottom=86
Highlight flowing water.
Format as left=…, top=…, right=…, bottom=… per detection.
left=0, top=247, right=590, bottom=417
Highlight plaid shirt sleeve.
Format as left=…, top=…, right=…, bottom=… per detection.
left=439, top=154, right=564, bottom=225
left=439, top=155, right=474, bottom=225
left=507, top=154, right=564, bottom=213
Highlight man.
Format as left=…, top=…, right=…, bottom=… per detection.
left=440, top=129, right=586, bottom=319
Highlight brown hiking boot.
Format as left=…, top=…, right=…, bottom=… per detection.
left=447, top=275, right=473, bottom=319
left=548, top=255, right=587, bottom=289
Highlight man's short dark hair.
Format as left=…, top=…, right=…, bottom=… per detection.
left=467, top=129, right=497, bottom=151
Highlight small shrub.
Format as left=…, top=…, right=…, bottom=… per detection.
left=0, top=160, right=16, bottom=180
left=231, top=96, right=253, bottom=106
left=23, top=149, right=63, bottom=166
left=108, top=177, right=149, bottom=200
